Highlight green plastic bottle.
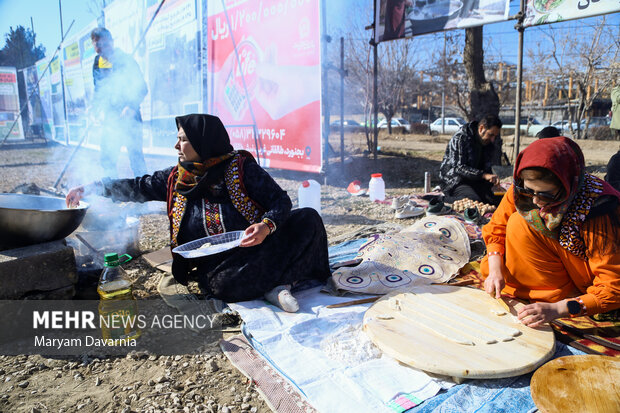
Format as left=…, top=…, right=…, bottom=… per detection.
left=98, top=253, right=140, bottom=341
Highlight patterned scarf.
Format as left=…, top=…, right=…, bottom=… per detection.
left=516, top=173, right=603, bottom=259
left=174, top=153, right=234, bottom=195
left=513, top=137, right=617, bottom=260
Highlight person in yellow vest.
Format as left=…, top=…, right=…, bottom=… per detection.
left=90, top=27, right=147, bottom=178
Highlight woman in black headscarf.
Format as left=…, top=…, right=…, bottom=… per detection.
left=66, top=114, right=331, bottom=312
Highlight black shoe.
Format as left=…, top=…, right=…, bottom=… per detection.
left=464, top=207, right=480, bottom=224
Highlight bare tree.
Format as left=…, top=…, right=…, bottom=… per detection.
left=463, top=26, right=500, bottom=120
left=329, top=20, right=423, bottom=152
left=528, top=16, right=620, bottom=139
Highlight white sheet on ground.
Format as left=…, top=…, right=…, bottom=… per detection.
left=229, top=286, right=453, bottom=413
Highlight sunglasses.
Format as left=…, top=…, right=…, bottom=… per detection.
left=513, top=182, right=562, bottom=203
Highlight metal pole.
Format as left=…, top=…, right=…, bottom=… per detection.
left=58, top=0, right=69, bottom=144
left=131, top=0, right=166, bottom=57
left=513, top=1, right=525, bottom=162
left=220, top=0, right=261, bottom=165
left=30, top=17, right=35, bottom=48
left=441, top=32, right=446, bottom=134
left=321, top=0, right=329, bottom=183
left=373, top=41, right=378, bottom=160
left=340, top=37, right=345, bottom=174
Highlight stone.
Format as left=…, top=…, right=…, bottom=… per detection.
left=0, top=240, right=77, bottom=299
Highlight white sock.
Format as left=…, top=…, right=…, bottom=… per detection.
left=264, top=285, right=299, bottom=313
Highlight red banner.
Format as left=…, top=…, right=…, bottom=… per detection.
left=0, top=73, right=17, bottom=83
left=207, top=0, right=322, bottom=172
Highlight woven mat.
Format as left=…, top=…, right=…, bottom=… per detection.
left=220, top=334, right=318, bottom=413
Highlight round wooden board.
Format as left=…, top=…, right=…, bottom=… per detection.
left=531, top=355, right=620, bottom=413
left=362, top=285, right=555, bottom=379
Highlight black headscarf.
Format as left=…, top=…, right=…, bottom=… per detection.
left=175, top=114, right=233, bottom=160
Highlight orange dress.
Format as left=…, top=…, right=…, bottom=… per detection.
left=481, top=187, right=620, bottom=316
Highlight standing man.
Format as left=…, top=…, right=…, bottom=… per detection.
left=439, top=114, right=503, bottom=205
left=90, top=27, right=148, bottom=178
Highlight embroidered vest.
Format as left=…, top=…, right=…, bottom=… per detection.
left=166, top=152, right=265, bottom=248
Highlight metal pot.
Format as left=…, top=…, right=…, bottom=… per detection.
left=0, top=193, right=89, bottom=247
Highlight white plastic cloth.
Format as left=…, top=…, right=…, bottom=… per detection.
left=229, top=287, right=453, bottom=413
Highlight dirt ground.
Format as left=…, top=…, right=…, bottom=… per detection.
left=0, top=131, right=617, bottom=412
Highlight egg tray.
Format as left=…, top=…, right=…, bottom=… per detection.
left=451, top=198, right=496, bottom=215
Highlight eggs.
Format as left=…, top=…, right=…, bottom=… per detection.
left=451, top=198, right=497, bottom=214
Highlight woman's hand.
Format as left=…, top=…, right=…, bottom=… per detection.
left=517, top=301, right=567, bottom=328
left=66, top=185, right=86, bottom=208
left=484, top=254, right=506, bottom=298
left=240, top=223, right=270, bottom=247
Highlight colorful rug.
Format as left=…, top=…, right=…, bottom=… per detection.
left=220, top=334, right=318, bottom=413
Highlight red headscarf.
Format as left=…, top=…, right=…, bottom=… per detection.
left=513, top=137, right=620, bottom=259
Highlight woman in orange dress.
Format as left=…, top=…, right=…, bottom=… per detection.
left=482, top=137, right=620, bottom=327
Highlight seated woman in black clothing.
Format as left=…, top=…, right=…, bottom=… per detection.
left=66, top=114, right=331, bottom=312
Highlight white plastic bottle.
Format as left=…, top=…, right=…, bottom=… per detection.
left=368, top=173, right=385, bottom=201
left=298, top=179, right=321, bottom=214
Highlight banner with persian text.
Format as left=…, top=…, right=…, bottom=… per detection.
left=0, top=66, right=24, bottom=140
left=207, top=0, right=322, bottom=172
left=524, top=0, right=620, bottom=27
left=375, top=0, right=511, bottom=42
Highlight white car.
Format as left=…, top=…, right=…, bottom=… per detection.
left=551, top=120, right=578, bottom=133
left=430, top=117, right=466, bottom=135
left=377, top=118, right=411, bottom=132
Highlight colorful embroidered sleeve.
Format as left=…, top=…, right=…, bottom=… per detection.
left=482, top=185, right=517, bottom=256
left=241, top=159, right=292, bottom=228
left=101, top=166, right=173, bottom=203
left=578, top=210, right=620, bottom=315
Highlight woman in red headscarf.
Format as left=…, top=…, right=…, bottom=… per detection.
left=481, top=137, right=620, bottom=327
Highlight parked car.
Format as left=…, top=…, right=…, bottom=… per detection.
left=429, top=117, right=466, bottom=135
left=551, top=120, right=578, bottom=133
left=377, top=118, right=411, bottom=133
left=581, top=117, right=610, bottom=128
left=330, top=119, right=362, bottom=131
left=502, top=117, right=547, bottom=137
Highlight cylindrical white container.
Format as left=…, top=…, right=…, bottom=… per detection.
left=368, top=173, right=385, bottom=202
left=298, top=179, right=321, bottom=214
left=424, top=172, right=431, bottom=193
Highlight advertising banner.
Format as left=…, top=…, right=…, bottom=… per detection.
left=49, top=55, right=66, bottom=142
left=145, top=0, right=201, bottom=149
left=0, top=66, right=25, bottom=140
left=375, top=0, right=510, bottom=42
left=23, top=65, right=42, bottom=127
left=104, top=0, right=146, bottom=56
left=36, top=58, right=55, bottom=140
left=77, top=21, right=98, bottom=107
left=207, top=0, right=322, bottom=173
left=524, top=0, right=620, bottom=27
left=63, top=35, right=88, bottom=142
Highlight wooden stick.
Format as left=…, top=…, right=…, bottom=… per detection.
left=431, top=279, right=475, bottom=287
left=497, top=297, right=511, bottom=313
left=326, top=297, right=380, bottom=309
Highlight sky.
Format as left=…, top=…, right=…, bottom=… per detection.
left=0, top=0, right=96, bottom=56
left=0, top=0, right=617, bottom=67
